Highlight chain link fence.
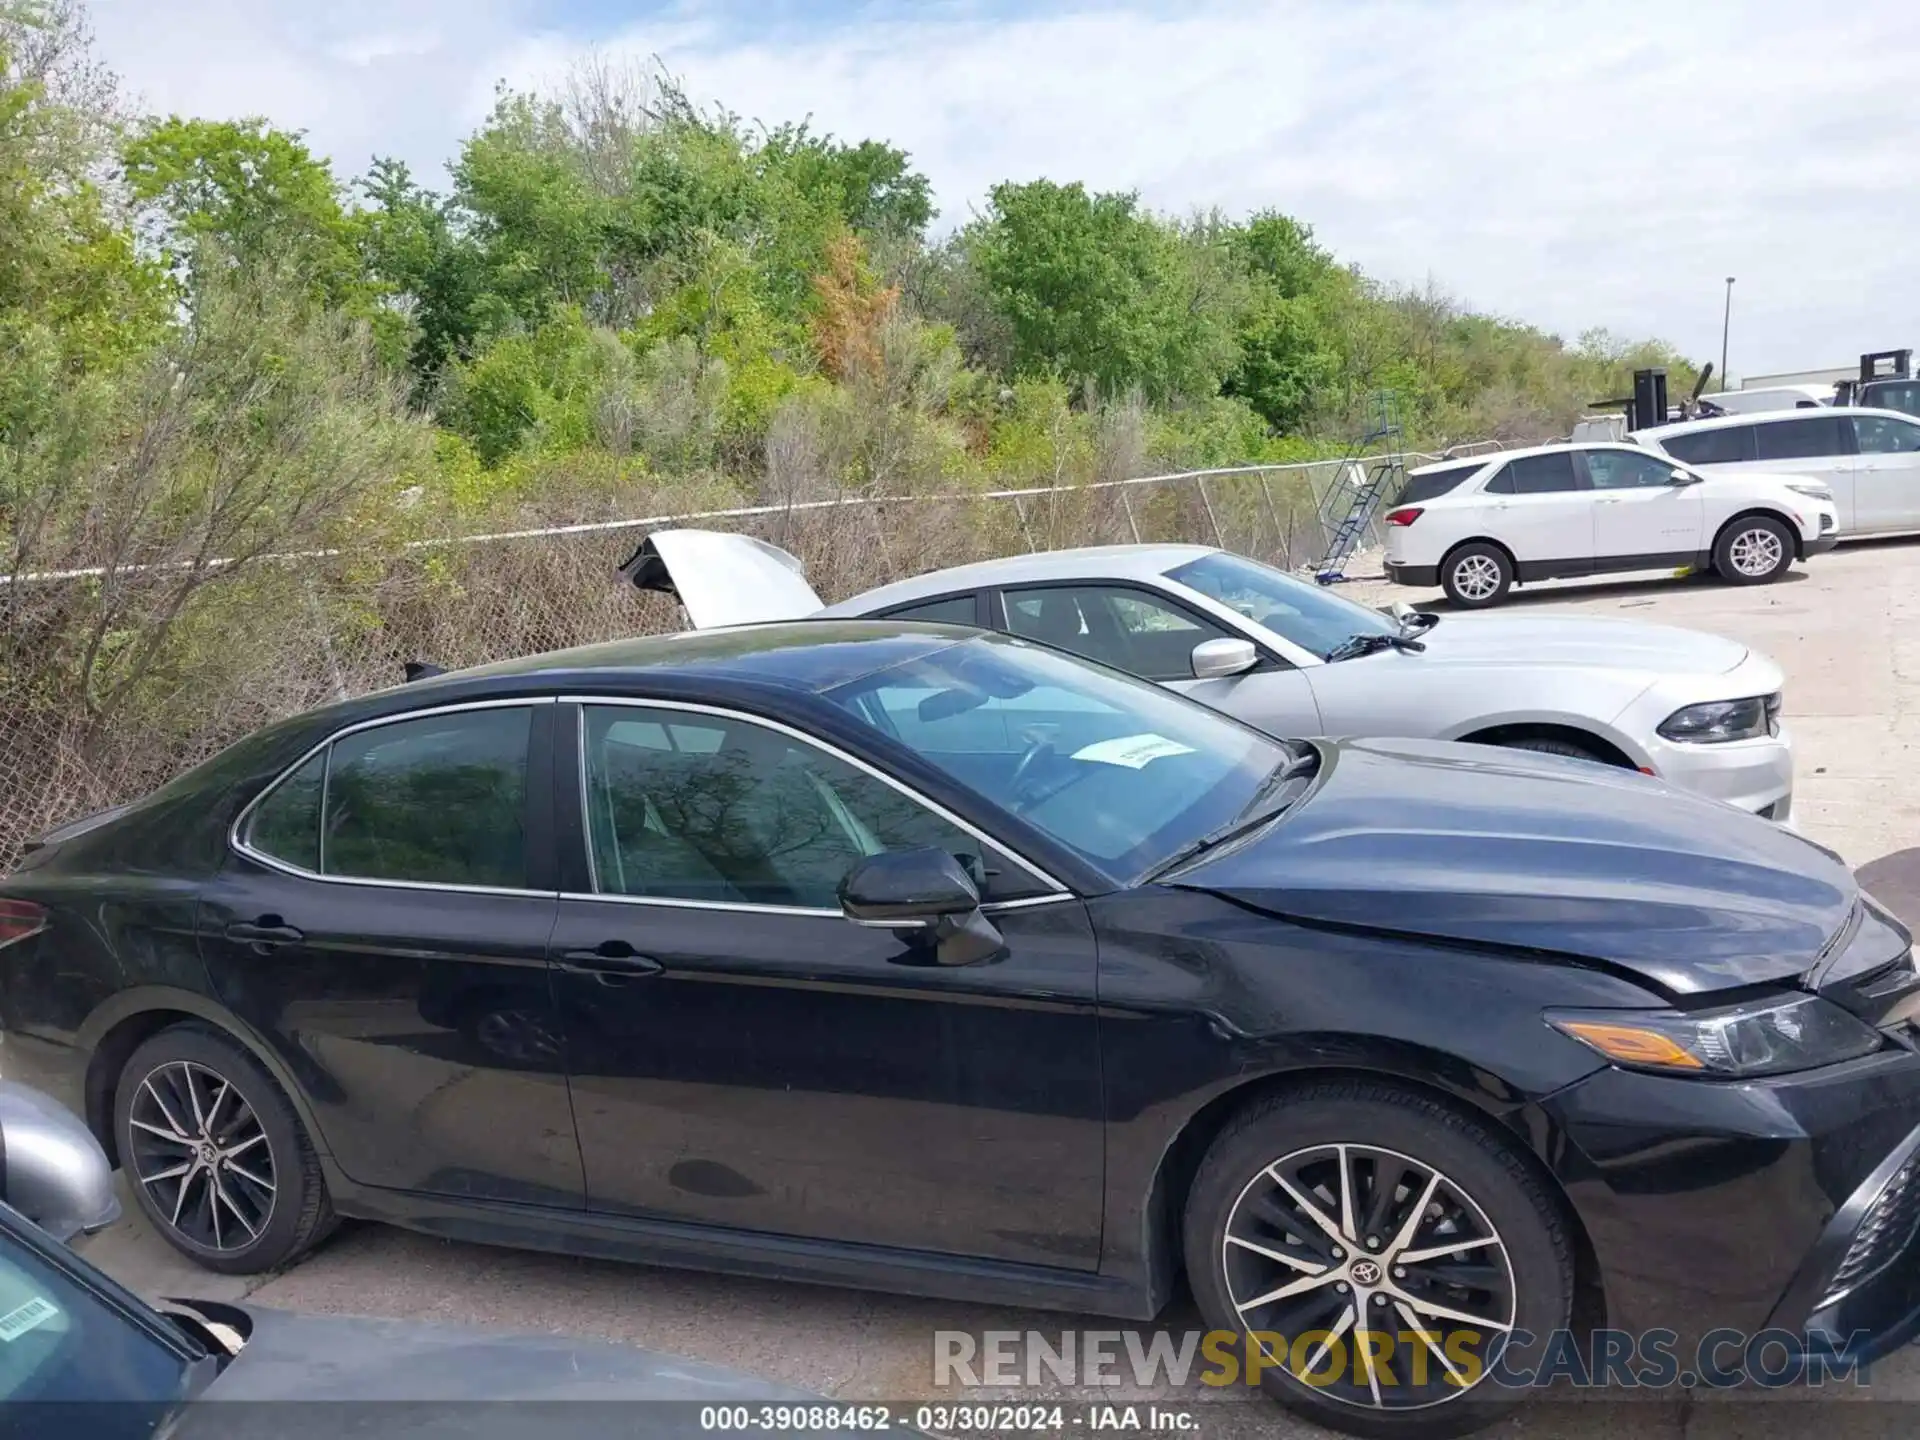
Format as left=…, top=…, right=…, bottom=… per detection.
left=0, top=452, right=1454, bottom=869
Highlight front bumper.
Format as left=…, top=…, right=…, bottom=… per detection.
left=1643, top=724, right=1794, bottom=819
left=1541, top=1045, right=1920, bottom=1356
left=1804, top=536, right=1840, bottom=557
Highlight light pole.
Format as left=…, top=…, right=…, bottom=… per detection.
left=1720, top=277, right=1735, bottom=390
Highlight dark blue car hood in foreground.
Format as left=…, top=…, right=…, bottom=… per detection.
left=1171, top=737, right=1857, bottom=997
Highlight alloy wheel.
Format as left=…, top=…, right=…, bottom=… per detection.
left=1221, top=1143, right=1516, bottom=1412
left=127, top=1060, right=276, bottom=1252
left=1729, top=527, right=1784, bottom=577
left=1450, top=555, right=1503, bottom=602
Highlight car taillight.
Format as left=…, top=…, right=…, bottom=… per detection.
left=1385, top=507, right=1423, bottom=526
left=0, top=899, right=46, bottom=948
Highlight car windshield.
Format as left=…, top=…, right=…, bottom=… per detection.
left=825, top=634, right=1289, bottom=883
left=1167, top=551, right=1400, bottom=659
left=0, top=1204, right=201, bottom=1414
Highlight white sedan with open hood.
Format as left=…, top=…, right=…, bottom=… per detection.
left=620, top=531, right=1796, bottom=820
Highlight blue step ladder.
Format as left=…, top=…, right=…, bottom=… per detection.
left=1314, top=392, right=1405, bottom=585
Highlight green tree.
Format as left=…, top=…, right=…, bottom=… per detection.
left=358, top=157, right=489, bottom=381
left=0, top=5, right=169, bottom=443
left=121, top=116, right=364, bottom=304
left=450, top=92, right=609, bottom=332
left=758, top=127, right=933, bottom=239
left=970, top=180, right=1240, bottom=404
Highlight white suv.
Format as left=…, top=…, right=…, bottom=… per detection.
left=1639, top=407, right=1920, bottom=538
left=1381, top=442, right=1839, bottom=608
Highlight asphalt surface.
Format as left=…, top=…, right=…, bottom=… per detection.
left=52, top=538, right=1920, bottom=1437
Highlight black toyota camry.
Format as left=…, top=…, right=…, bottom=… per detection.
left=3, top=621, right=1919, bottom=1437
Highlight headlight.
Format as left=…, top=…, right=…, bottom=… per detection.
left=1786, top=482, right=1833, bottom=501
left=1548, top=995, right=1882, bottom=1077
left=1657, top=696, right=1770, bottom=743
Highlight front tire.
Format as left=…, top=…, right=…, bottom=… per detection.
left=1712, top=515, right=1794, bottom=585
left=1439, top=544, right=1512, bottom=609
left=115, top=1023, right=336, bottom=1275
left=1182, top=1081, right=1572, bottom=1439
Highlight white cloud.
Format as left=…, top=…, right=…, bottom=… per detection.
left=84, top=0, right=1920, bottom=377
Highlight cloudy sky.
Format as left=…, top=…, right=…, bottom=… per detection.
left=84, top=0, right=1917, bottom=380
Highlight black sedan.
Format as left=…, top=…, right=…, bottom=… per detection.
left=3, top=621, right=1919, bottom=1437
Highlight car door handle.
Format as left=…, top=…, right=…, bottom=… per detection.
left=1594, top=497, right=1621, bottom=504
left=225, top=919, right=304, bottom=947
left=558, top=942, right=663, bottom=981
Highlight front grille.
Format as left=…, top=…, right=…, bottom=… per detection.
left=1821, top=1152, right=1920, bottom=1309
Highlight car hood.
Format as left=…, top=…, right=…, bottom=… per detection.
left=1407, top=614, right=1749, bottom=676
left=179, top=1306, right=828, bottom=1436
left=1171, top=737, right=1854, bottom=996
left=621, top=528, right=825, bottom=627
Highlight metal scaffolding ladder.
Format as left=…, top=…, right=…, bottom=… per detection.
left=1313, top=392, right=1405, bottom=585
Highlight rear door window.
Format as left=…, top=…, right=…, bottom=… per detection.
left=1754, top=415, right=1845, bottom=462
left=243, top=706, right=535, bottom=890
left=1660, top=427, right=1756, bottom=465
left=1497, top=452, right=1582, bottom=494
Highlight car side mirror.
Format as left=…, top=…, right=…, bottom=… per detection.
left=1668, top=468, right=1701, bottom=486
left=1190, top=637, right=1258, bottom=681
left=839, top=849, right=1005, bottom=966
left=0, top=1082, right=120, bottom=1243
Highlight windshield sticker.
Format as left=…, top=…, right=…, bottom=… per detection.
left=1071, top=734, right=1197, bottom=769
left=0, top=1296, right=58, bottom=1342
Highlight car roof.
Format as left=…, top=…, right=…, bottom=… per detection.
left=1405, top=440, right=1646, bottom=478
left=415, top=620, right=968, bottom=696
left=1643, top=406, right=1912, bottom=438
left=827, top=543, right=1220, bottom=613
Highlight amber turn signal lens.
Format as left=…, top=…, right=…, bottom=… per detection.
left=1555, top=1021, right=1704, bottom=1070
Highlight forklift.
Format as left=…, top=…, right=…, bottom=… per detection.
left=1834, top=349, right=1918, bottom=416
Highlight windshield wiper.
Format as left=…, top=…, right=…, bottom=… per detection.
left=1140, top=746, right=1322, bottom=883
left=1325, top=632, right=1427, bottom=662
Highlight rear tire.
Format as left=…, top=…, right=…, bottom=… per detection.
left=1182, top=1080, right=1573, bottom=1439
left=1439, top=544, right=1512, bottom=609
left=1712, top=516, right=1794, bottom=585
left=115, top=1023, right=335, bottom=1275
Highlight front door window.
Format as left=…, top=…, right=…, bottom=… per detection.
left=579, top=706, right=1045, bottom=905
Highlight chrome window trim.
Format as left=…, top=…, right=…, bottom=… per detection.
left=566, top=695, right=1072, bottom=903
left=554, top=890, right=1076, bottom=918
left=228, top=697, right=559, bottom=898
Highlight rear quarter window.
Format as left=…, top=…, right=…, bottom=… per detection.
left=1394, top=465, right=1483, bottom=505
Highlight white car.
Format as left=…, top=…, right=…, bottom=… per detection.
left=1639, top=406, right=1920, bottom=538
left=1695, top=385, right=1835, bottom=416
left=623, top=531, right=1799, bottom=820
left=1379, top=441, right=1838, bottom=608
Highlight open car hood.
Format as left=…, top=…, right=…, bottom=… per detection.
left=620, top=529, right=824, bottom=628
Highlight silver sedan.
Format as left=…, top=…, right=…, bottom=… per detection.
left=624, top=532, right=1795, bottom=821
